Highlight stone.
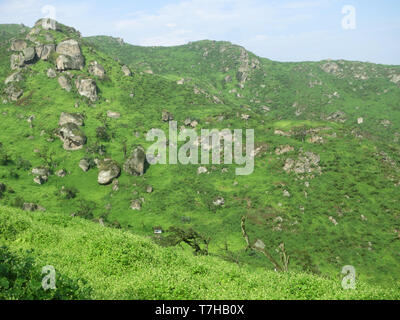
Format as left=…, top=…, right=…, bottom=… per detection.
left=357, top=117, right=364, bottom=125
left=112, top=179, right=119, bottom=192
left=97, top=159, right=121, bottom=185
left=22, top=47, right=36, bottom=63
left=124, top=147, right=146, bottom=176
left=107, top=111, right=121, bottom=119
left=89, top=61, right=106, bottom=79
left=4, top=71, right=23, bottom=85
left=10, top=53, right=24, bottom=70
left=198, top=167, right=208, bottom=174
left=130, top=199, right=142, bottom=210
left=79, top=159, right=91, bottom=172
left=35, top=44, right=55, bottom=61
left=146, top=186, right=153, bottom=193
left=59, top=112, right=85, bottom=127
left=56, top=54, right=85, bottom=71
left=32, top=167, right=50, bottom=176
left=4, top=85, right=23, bottom=101
left=56, top=39, right=82, bottom=57
left=58, top=76, right=72, bottom=92
left=122, top=65, right=132, bottom=76
left=75, top=78, right=98, bottom=101
left=56, top=169, right=67, bottom=178
left=47, top=68, right=57, bottom=78
left=162, top=110, right=174, bottom=122
left=57, top=123, right=87, bottom=151
left=33, top=175, right=48, bottom=185
left=10, top=39, right=27, bottom=51
left=275, top=146, right=294, bottom=155
left=35, top=18, right=59, bottom=31
left=22, top=203, right=38, bottom=212
left=213, top=197, right=225, bottom=206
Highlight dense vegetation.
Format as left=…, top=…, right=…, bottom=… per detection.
left=0, top=20, right=399, bottom=299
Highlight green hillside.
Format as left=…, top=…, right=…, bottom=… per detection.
left=1, top=205, right=399, bottom=300
left=0, top=19, right=400, bottom=299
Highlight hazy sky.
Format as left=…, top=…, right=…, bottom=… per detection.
left=0, top=0, right=399, bottom=64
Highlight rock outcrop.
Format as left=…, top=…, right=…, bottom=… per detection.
left=59, top=112, right=85, bottom=127
left=123, top=147, right=146, bottom=176
left=4, top=71, right=23, bottom=85
left=35, top=44, right=55, bottom=61
left=10, top=39, right=27, bottom=51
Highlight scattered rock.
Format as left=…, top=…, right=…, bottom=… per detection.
left=357, top=117, right=364, bottom=125
left=22, top=203, right=38, bottom=212
left=79, top=159, right=91, bottom=172
left=57, top=123, right=87, bottom=151
left=124, top=147, right=146, bottom=176
left=130, top=199, right=142, bottom=210
left=162, top=110, right=174, bottom=122
left=107, top=111, right=121, bottom=119
left=33, top=175, right=48, bottom=185
left=112, top=179, right=119, bottom=192
left=89, top=61, right=106, bottom=79
left=329, top=216, right=338, bottom=226
left=47, top=68, right=57, bottom=78
left=56, top=169, right=67, bottom=178
left=326, top=111, right=347, bottom=123
left=4, top=85, right=23, bottom=101
left=59, top=112, right=84, bottom=127
left=198, top=166, right=208, bottom=174
left=58, top=76, right=72, bottom=92
left=213, top=197, right=225, bottom=206
left=75, top=78, right=98, bottom=101
left=98, top=159, right=120, bottom=185
left=284, top=151, right=321, bottom=176
left=4, top=71, right=23, bottom=85
left=275, top=146, right=294, bottom=155
left=122, top=65, right=132, bottom=76
left=146, top=186, right=153, bottom=194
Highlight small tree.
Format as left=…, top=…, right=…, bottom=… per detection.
left=161, top=227, right=211, bottom=256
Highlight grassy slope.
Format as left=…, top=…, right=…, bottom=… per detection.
left=0, top=23, right=399, bottom=295
left=1, top=205, right=399, bottom=300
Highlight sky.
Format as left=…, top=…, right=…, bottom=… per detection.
left=0, top=0, right=399, bottom=64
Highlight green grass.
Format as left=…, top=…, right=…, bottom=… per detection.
left=1, top=205, right=399, bottom=300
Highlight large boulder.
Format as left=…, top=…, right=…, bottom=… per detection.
left=56, top=39, right=84, bottom=70
left=22, top=47, right=36, bottom=63
left=79, top=159, right=91, bottom=172
left=98, top=159, right=121, bottom=185
left=59, top=112, right=85, bottom=126
left=10, top=39, right=27, bottom=51
left=35, top=44, right=55, bottom=61
left=123, top=146, right=146, bottom=176
left=58, top=76, right=72, bottom=92
left=75, top=78, right=98, bottom=101
left=89, top=61, right=106, bottom=79
left=57, top=122, right=87, bottom=151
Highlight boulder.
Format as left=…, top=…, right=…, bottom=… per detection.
left=35, top=44, right=55, bottom=61
left=4, top=71, right=23, bottom=85
left=130, top=200, right=142, bottom=210
left=22, top=203, right=38, bottom=212
left=162, top=110, right=174, bottom=122
left=89, top=61, right=106, bottom=79
left=75, top=78, right=98, bottom=101
left=56, top=39, right=84, bottom=70
left=47, top=68, right=57, bottom=78
left=59, top=112, right=84, bottom=126
left=107, top=111, right=121, bottom=119
left=56, top=55, right=85, bottom=71
left=57, top=123, right=87, bottom=151
left=121, top=65, right=132, bottom=76
left=56, top=169, right=67, bottom=178
left=32, top=167, right=50, bottom=176
left=22, top=47, right=36, bottom=63
left=123, top=146, right=146, bottom=176
left=58, top=76, right=72, bottom=92
left=79, top=159, right=91, bottom=172
left=97, top=159, right=121, bottom=185
left=10, top=39, right=27, bottom=51
left=4, top=85, right=23, bottom=101
left=213, top=197, right=225, bottom=206
left=10, top=53, right=24, bottom=70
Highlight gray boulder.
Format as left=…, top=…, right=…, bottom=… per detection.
left=47, top=68, right=57, bottom=78
left=22, top=47, right=36, bottom=63
left=35, top=44, right=55, bottom=61
left=162, top=110, right=174, bottom=122
left=122, top=65, right=132, bottom=76
left=58, top=76, right=72, bottom=92
left=10, top=53, right=24, bottom=70
left=22, top=203, right=38, bottom=212
left=10, top=39, right=27, bottom=51
left=107, top=111, right=121, bottom=119
left=59, top=112, right=85, bottom=126
left=79, top=159, right=91, bottom=172
left=75, top=78, right=98, bottom=101
left=56, top=39, right=84, bottom=70
left=4, top=85, right=23, bottom=101
left=4, top=71, right=23, bottom=85
left=57, top=123, right=87, bottom=151
left=123, top=146, right=146, bottom=176
left=32, top=167, right=50, bottom=176
left=89, top=61, right=106, bottom=79
left=98, top=159, right=121, bottom=185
